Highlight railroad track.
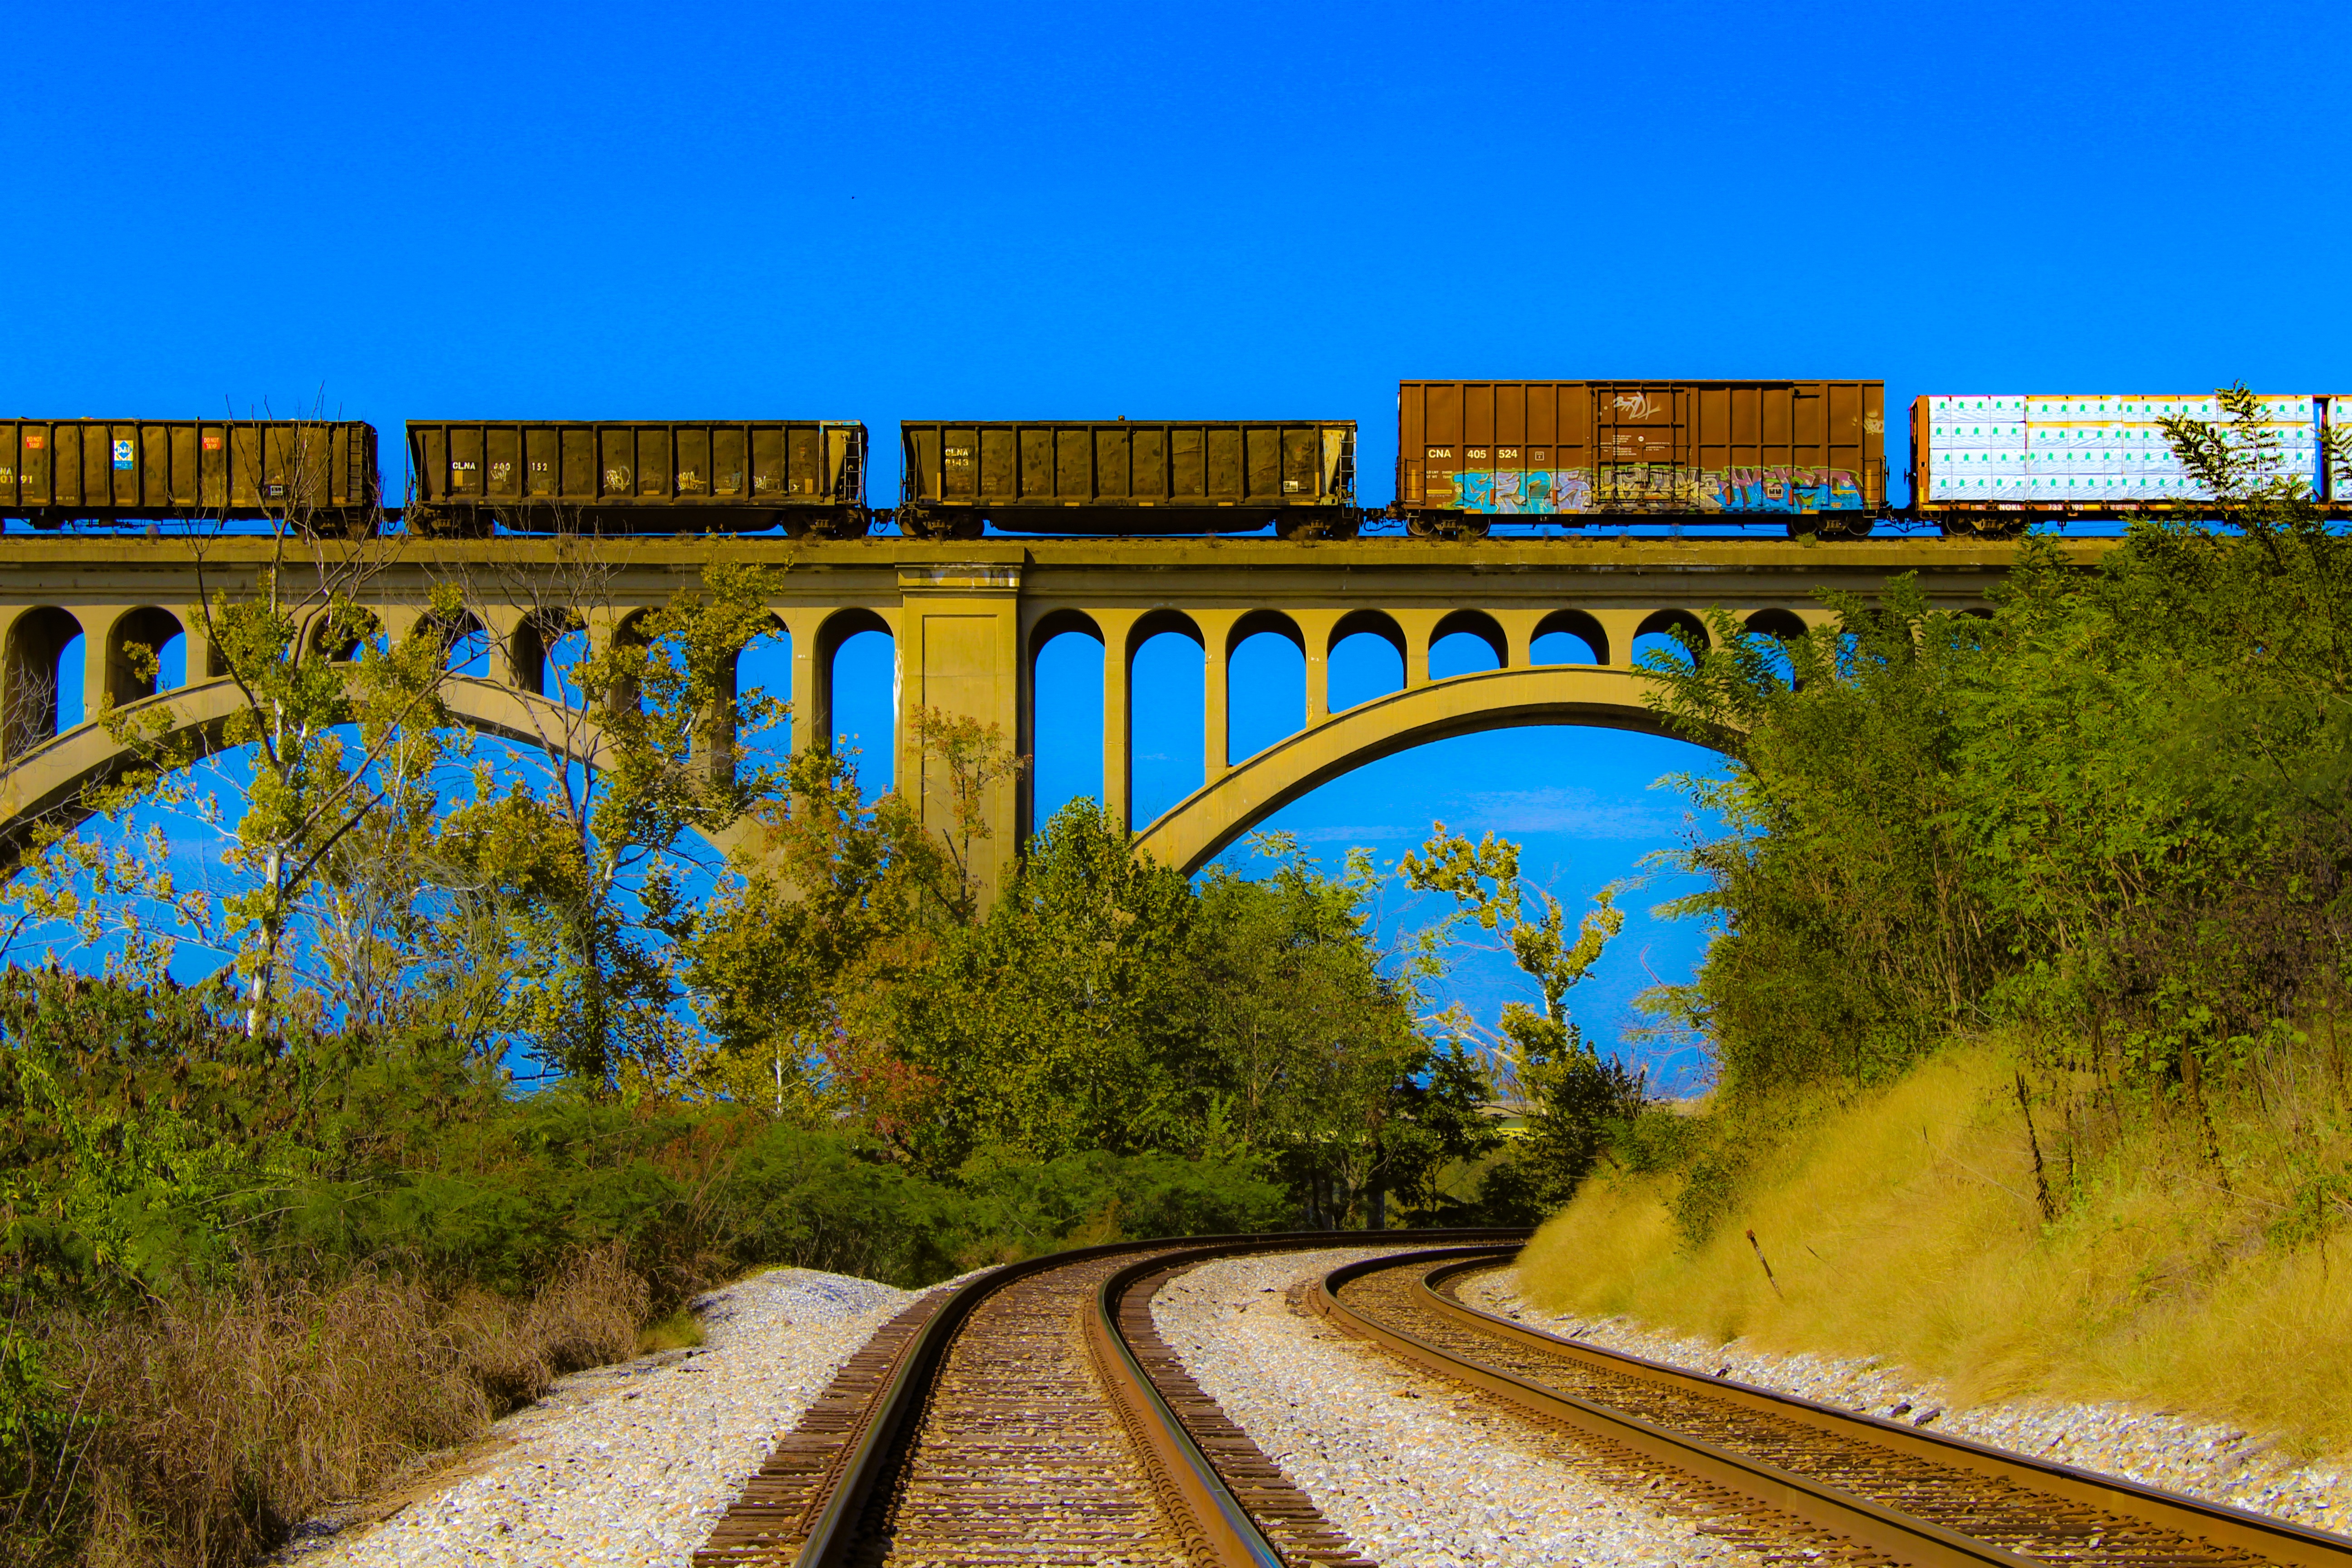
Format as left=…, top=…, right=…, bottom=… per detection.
left=691, top=1230, right=1522, bottom=1568
left=1310, top=1248, right=2352, bottom=1568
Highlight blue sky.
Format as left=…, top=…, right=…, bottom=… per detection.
left=8, top=0, right=2348, bottom=1088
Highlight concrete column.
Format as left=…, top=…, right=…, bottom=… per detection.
left=1194, top=609, right=1242, bottom=783
left=376, top=604, right=424, bottom=650
left=470, top=605, right=529, bottom=692
left=776, top=608, right=828, bottom=756
left=1292, top=608, right=1341, bottom=725
left=181, top=608, right=220, bottom=684
left=1093, top=609, right=1141, bottom=834
left=1493, top=608, right=1543, bottom=669
left=1590, top=608, right=1651, bottom=669
left=80, top=607, right=114, bottom=725
left=1390, top=608, right=1443, bottom=688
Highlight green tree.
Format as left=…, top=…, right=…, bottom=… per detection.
left=6, top=553, right=461, bottom=1037
left=1638, top=583, right=1989, bottom=1099
left=1635, top=380, right=2352, bottom=1129
left=440, top=559, right=790, bottom=1087
left=1186, top=835, right=1480, bottom=1227
left=874, top=799, right=1198, bottom=1170
left=1401, top=823, right=1633, bottom=1205
left=686, top=744, right=945, bottom=1119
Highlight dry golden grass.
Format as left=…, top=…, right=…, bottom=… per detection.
left=1519, top=1041, right=2352, bottom=1459
left=635, top=1305, right=707, bottom=1355
left=49, top=1245, right=649, bottom=1568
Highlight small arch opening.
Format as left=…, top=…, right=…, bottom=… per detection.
left=1633, top=608, right=1709, bottom=671
left=1130, top=614, right=1205, bottom=826
left=311, top=607, right=385, bottom=665
left=818, top=608, right=896, bottom=794
left=1744, top=608, right=1808, bottom=642
left=511, top=608, right=585, bottom=700
left=734, top=612, right=790, bottom=752
left=108, top=607, right=186, bottom=705
left=1328, top=610, right=1406, bottom=711
left=1228, top=622, right=1305, bottom=763
left=1430, top=609, right=1506, bottom=680
left=1531, top=609, right=1608, bottom=666
left=598, top=608, right=657, bottom=720
left=426, top=611, right=495, bottom=678
left=4, top=607, right=85, bottom=755
left=1030, top=610, right=1105, bottom=829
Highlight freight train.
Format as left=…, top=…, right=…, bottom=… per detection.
left=3, top=381, right=2342, bottom=540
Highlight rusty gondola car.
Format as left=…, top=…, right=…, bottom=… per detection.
left=0, top=419, right=379, bottom=532
left=1396, top=381, right=1887, bottom=539
left=896, top=419, right=1357, bottom=539
left=403, top=421, right=869, bottom=536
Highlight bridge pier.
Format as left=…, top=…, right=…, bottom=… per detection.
left=896, top=564, right=1024, bottom=901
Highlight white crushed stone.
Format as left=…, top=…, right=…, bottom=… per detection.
left=283, top=1267, right=912, bottom=1568
left=1460, top=1267, right=2352, bottom=1537
left=1156, top=1247, right=1778, bottom=1568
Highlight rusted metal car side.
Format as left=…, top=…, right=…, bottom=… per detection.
left=404, top=421, right=867, bottom=536
left=1397, top=381, right=1885, bottom=537
left=0, top=420, right=378, bottom=532
left=897, top=420, right=1356, bottom=538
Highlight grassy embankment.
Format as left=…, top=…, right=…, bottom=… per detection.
left=1522, top=1036, right=2352, bottom=1457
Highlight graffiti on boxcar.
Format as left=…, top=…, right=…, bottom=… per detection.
left=1451, top=468, right=1594, bottom=514
left=1704, top=466, right=1866, bottom=513
left=1447, top=464, right=1867, bottom=515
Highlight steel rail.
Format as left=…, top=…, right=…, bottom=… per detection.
left=1309, top=1249, right=2352, bottom=1568
left=694, top=1228, right=1524, bottom=1568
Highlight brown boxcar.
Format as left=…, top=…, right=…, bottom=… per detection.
left=0, top=420, right=377, bottom=530
left=404, top=421, right=867, bottom=536
left=897, top=420, right=1356, bottom=538
left=1396, top=381, right=1885, bottom=537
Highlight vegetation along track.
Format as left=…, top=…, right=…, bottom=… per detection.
left=1313, top=1249, right=2352, bottom=1568
left=692, top=1230, right=1523, bottom=1568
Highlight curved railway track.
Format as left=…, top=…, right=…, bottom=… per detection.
left=1311, top=1248, right=2352, bottom=1568
left=691, top=1230, right=1521, bottom=1568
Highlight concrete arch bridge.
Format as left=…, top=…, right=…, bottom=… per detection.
left=0, top=534, right=2078, bottom=898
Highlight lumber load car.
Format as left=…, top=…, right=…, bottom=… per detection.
left=0, top=419, right=379, bottom=532
left=1395, top=381, right=1888, bottom=539
left=1911, top=393, right=2349, bottom=536
left=404, top=421, right=870, bottom=536
left=896, top=419, right=1357, bottom=539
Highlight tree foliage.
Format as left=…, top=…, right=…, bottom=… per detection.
left=1402, top=824, right=1632, bottom=1208
left=1643, top=385, right=2352, bottom=1117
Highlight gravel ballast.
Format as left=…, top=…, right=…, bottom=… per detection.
left=1458, top=1267, right=2352, bottom=1537
left=1155, top=1247, right=1794, bottom=1568
left=284, top=1268, right=911, bottom=1568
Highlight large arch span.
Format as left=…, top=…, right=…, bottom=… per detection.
left=0, top=674, right=753, bottom=870
left=1130, top=664, right=1737, bottom=877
